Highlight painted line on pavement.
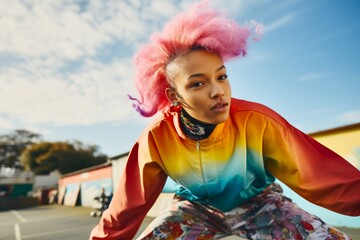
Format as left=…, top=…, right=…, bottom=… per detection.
left=14, top=223, right=22, bottom=240
left=21, top=225, right=91, bottom=239
left=10, top=210, right=27, bottom=223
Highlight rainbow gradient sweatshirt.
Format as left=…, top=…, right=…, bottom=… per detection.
left=90, top=98, right=360, bottom=240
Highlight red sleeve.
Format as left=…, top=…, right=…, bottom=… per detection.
left=263, top=118, right=360, bottom=216
left=89, top=133, right=167, bottom=239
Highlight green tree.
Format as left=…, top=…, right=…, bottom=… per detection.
left=20, top=141, right=108, bottom=174
left=0, top=129, right=42, bottom=170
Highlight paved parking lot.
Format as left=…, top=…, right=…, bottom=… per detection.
left=0, top=205, right=359, bottom=240
left=0, top=205, right=151, bottom=240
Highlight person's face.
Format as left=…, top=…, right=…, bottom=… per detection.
left=166, top=50, right=231, bottom=124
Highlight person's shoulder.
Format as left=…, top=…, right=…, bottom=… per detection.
left=231, top=98, right=277, bottom=114
left=140, top=107, right=177, bottom=134
left=230, top=98, right=289, bottom=126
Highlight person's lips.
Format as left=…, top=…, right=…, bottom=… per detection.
left=210, top=101, right=229, bottom=112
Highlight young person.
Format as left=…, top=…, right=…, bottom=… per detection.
left=90, top=1, right=360, bottom=239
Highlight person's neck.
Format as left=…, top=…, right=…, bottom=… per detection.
left=179, top=109, right=216, bottom=141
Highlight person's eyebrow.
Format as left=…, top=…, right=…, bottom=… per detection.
left=187, top=65, right=226, bottom=80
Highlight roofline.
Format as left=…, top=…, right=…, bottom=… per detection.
left=60, top=162, right=112, bottom=178
left=308, top=122, right=360, bottom=137
left=109, top=152, right=130, bottom=160
left=59, top=152, right=130, bottom=178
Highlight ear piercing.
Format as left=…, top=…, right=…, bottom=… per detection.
left=173, top=101, right=179, bottom=107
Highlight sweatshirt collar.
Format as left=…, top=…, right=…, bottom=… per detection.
left=170, top=106, right=230, bottom=144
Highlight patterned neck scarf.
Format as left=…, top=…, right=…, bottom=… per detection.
left=179, top=109, right=216, bottom=141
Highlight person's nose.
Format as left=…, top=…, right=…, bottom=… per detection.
left=210, top=82, right=225, bottom=99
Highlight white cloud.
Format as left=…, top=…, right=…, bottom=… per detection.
left=0, top=117, right=14, bottom=130
left=0, top=0, right=195, bottom=61
left=224, top=0, right=268, bottom=16
left=265, top=13, right=295, bottom=33
left=336, top=110, right=360, bottom=126
left=313, top=25, right=358, bottom=44
left=0, top=0, right=196, bottom=128
left=298, top=72, right=330, bottom=82
left=0, top=58, right=138, bottom=126
left=2, top=0, right=297, bottom=130
left=149, top=0, right=178, bottom=18
left=1, top=1, right=99, bottom=59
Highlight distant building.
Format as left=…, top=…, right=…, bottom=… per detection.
left=0, top=171, right=38, bottom=210
left=309, top=122, right=360, bottom=169
left=32, top=171, right=60, bottom=204
left=0, top=171, right=34, bottom=197
left=58, top=162, right=113, bottom=207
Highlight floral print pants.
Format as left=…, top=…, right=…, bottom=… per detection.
left=137, top=183, right=350, bottom=240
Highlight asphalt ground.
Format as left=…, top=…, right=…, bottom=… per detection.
left=0, top=205, right=151, bottom=240
left=0, top=205, right=359, bottom=240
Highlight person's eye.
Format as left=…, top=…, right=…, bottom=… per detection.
left=190, top=82, right=204, bottom=88
left=219, top=74, right=228, bottom=81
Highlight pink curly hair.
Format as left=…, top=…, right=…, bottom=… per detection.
left=129, top=0, right=262, bottom=117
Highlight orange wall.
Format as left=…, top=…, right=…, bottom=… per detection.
left=59, top=166, right=112, bottom=187
left=311, top=128, right=360, bottom=169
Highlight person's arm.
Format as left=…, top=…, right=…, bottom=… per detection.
left=262, top=116, right=360, bottom=216
left=89, top=134, right=168, bottom=239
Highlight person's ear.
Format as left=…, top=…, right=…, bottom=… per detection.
left=165, top=87, right=176, bottom=102
left=165, top=87, right=179, bottom=106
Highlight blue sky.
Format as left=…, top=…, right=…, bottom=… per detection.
left=1, top=0, right=359, bottom=157
left=0, top=0, right=359, bottom=227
